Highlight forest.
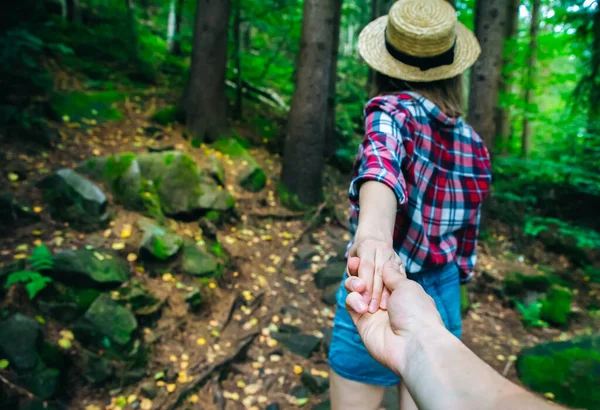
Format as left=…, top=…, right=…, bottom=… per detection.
left=0, top=0, right=599, bottom=409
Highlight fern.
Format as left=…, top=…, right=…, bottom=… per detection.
left=3, top=244, right=54, bottom=299
left=515, top=300, right=549, bottom=329
left=30, top=244, right=53, bottom=271
left=5, top=270, right=52, bottom=299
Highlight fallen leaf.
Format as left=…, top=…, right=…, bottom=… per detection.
left=244, top=384, right=261, bottom=395
left=13, top=253, right=27, bottom=260
left=127, top=394, right=137, bottom=404
left=166, top=383, right=176, bottom=393
left=127, top=253, right=137, bottom=262
left=7, top=173, right=19, bottom=182
left=188, top=394, right=199, bottom=403
left=121, top=224, right=132, bottom=238
left=169, top=355, right=178, bottom=362
left=85, top=406, right=101, bottom=410
left=293, top=365, right=303, bottom=375
left=58, top=338, right=72, bottom=349
left=162, top=273, right=174, bottom=282
left=112, top=242, right=125, bottom=250
left=196, top=337, right=206, bottom=345
left=140, top=398, right=153, bottom=410
left=0, top=359, right=9, bottom=369
left=60, top=330, right=74, bottom=340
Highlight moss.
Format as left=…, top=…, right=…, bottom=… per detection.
left=163, top=153, right=175, bottom=166
left=50, top=91, right=124, bottom=123
left=277, top=182, right=311, bottom=211
left=105, top=153, right=137, bottom=181
left=151, top=106, right=177, bottom=126
left=540, top=285, right=572, bottom=326
left=212, top=138, right=249, bottom=158
left=240, top=167, right=267, bottom=192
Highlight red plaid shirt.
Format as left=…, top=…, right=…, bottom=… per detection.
left=349, top=92, right=492, bottom=283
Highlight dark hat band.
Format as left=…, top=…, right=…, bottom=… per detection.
left=385, top=29, right=457, bottom=72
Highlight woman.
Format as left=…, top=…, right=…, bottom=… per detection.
left=328, top=0, right=492, bottom=409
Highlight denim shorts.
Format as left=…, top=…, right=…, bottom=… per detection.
left=328, top=263, right=462, bottom=386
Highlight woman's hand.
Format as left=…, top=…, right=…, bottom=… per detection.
left=347, top=233, right=396, bottom=313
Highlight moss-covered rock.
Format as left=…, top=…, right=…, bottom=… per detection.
left=117, top=280, right=164, bottom=316
left=517, top=334, right=600, bottom=409
left=0, top=314, right=42, bottom=373
left=213, top=138, right=266, bottom=192
left=137, top=219, right=183, bottom=261
left=37, top=168, right=109, bottom=231
left=181, top=242, right=220, bottom=277
left=51, top=249, right=130, bottom=289
left=50, top=91, right=124, bottom=123
left=75, top=294, right=138, bottom=346
left=151, top=105, right=178, bottom=126
left=540, top=285, right=572, bottom=326
left=0, top=192, right=40, bottom=225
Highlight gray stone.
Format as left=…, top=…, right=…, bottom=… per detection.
left=0, top=314, right=42, bottom=373
left=314, top=262, right=345, bottom=289
left=51, top=249, right=130, bottom=289
left=517, top=334, right=600, bottom=409
left=137, top=220, right=183, bottom=261
left=272, top=333, right=320, bottom=358
left=37, top=168, right=109, bottom=231
left=75, top=294, right=138, bottom=346
left=321, top=285, right=338, bottom=306
left=322, top=328, right=333, bottom=356
left=301, top=372, right=329, bottom=394
left=141, top=381, right=158, bottom=399
left=0, top=192, right=40, bottom=225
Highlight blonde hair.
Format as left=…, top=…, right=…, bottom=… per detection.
left=372, top=72, right=464, bottom=118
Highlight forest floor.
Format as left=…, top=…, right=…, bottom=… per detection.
left=1, top=88, right=599, bottom=410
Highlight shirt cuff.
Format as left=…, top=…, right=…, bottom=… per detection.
left=349, top=167, right=407, bottom=207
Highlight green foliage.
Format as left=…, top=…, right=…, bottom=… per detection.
left=540, top=285, right=573, bottom=326
left=3, top=244, right=54, bottom=299
left=151, top=106, right=178, bottom=126
left=525, top=216, right=600, bottom=250
left=515, top=300, right=549, bottom=329
left=50, top=91, right=124, bottom=123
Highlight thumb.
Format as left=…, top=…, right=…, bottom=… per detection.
left=382, top=259, right=407, bottom=292
left=347, top=256, right=360, bottom=276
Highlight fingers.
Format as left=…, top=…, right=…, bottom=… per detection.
left=357, top=249, right=375, bottom=304
left=381, top=258, right=407, bottom=292
left=344, top=276, right=366, bottom=294
left=368, top=248, right=388, bottom=313
left=346, top=256, right=360, bottom=277
left=380, top=287, right=391, bottom=310
left=345, top=291, right=368, bottom=325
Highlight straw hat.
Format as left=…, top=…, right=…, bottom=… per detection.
left=358, top=0, right=481, bottom=82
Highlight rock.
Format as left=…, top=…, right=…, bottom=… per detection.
left=82, top=351, right=114, bottom=384
left=75, top=294, right=138, bottom=346
left=37, top=168, right=109, bottom=231
left=517, top=334, right=600, bottom=409
left=266, top=403, right=280, bottom=410
left=181, top=242, right=220, bottom=277
left=331, top=241, right=348, bottom=262
left=203, top=154, right=225, bottom=185
left=0, top=192, right=40, bottom=225
left=540, top=285, right=572, bottom=326
left=291, top=385, right=309, bottom=399
left=296, top=245, right=319, bottom=261
left=301, top=372, right=330, bottom=394
left=278, top=324, right=301, bottom=334
left=118, top=280, right=164, bottom=316
left=25, top=367, right=60, bottom=399
left=141, top=381, right=158, bottom=399
left=197, top=175, right=235, bottom=211
left=321, top=285, right=338, bottom=306
left=185, top=289, right=202, bottom=310
left=272, top=333, right=321, bottom=358
left=212, top=138, right=266, bottom=192
left=322, top=328, right=333, bottom=356
left=50, top=249, right=130, bottom=289
left=314, top=262, right=345, bottom=289
left=37, top=285, right=100, bottom=322
left=137, top=220, right=183, bottom=261
left=0, top=314, right=42, bottom=373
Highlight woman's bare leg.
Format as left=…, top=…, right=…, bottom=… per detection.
left=398, top=382, right=419, bottom=410
left=330, top=369, right=385, bottom=410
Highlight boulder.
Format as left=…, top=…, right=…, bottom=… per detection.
left=37, top=168, right=109, bottom=231
left=314, top=262, right=345, bottom=289
left=141, top=381, right=158, bottom=399
left=540, top=285, right=572, bottom=326
left=197, top=174, right=235, bottom=211
left=75, top=294, right=138, bottom=346
left=0, top=192, right=40, bottom=225
left=203, top=154, right=225, bottom=186
left=51, top=249, right=130, bottom=289
left=137, top=220, right=183, bottom=261
left=0, top=314, right=42, bottom=373
left=117, top=280, right=164, bottom=316
left=24, top=367, right=60, bottom=399
left=272, top=332, right=321, bottom=358
left=321, top=285, right=338, bottom=306
left=212, top=138, right=266, bottom=192
left=182, top=242, right=220, bottom=277
left=82, top=351, right=114, bottom=384
left=517, top=334, right=600, bottom=409
left=301, top=372, right=329, bottom=394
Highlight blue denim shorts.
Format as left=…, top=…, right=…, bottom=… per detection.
left=328, top=263, right=462, bottom=386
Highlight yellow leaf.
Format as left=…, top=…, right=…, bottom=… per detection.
left=127, top=253, right=137, bottom=262
left=169, top=355, right=178, bottom=362
left=196, top=337, right=206, bottom=346
left=166, top=383, right=176, bottom=393
left=140, top=398, right=153, bottom=410
left=103, top=229, right=112, bottom=238
left=180, top=361, right=189, bottom=370
left=496, top=355, right=506, bottom=361
left=162, top=273, right=174, bottom=282
left=181, top=353, right=189, bottom=361
left=236, top=380, right=246, bottom=388
left=60, top=330, right=74, bottom=340
left=58, top=338, right=72, bottom=349
left=209, top=282, right=217, bottom=289
left=32, top=230, right=42, bottom=236
left=121, top=224, right=132, bottom=238
left=293, top=365, right=303, bottom=375
left=267, top=338, right=278, bottom=347
left=544, top=392, right=555, bottom=400
left=13, top=253, right=27, bottom=260
left=188, top=394, right=199, bottom=403
left=85, top=405, right=102, bottom=410
left=112, top=242, right=125, bottom=250
left=8, top=173, right=19, bottom=182
left=92, top=149, right=101, bottom=156
left=127, top=394, right=137, bottom=404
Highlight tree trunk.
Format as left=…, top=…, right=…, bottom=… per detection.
left=169, top=0, right=185, bottom=55
left=281, top=0, right=337, bottom=205
left=185, top=0, right=232, bottom=143
left=65, top=0, right=81, bottom=23
left=325, top=0, right=344, bottom=156
left=521, top=0, right=541, bottom=158
left=495, top=0, right=520, bottom=154
left=467, top=0, right=509, bottom=149
left=167, top=0, right=177, bottom=51
left=125, top=0, right=139, bottom=61
left=233, top=0, right=243, bottom=120
left=587, top=9, right=600, bottom=147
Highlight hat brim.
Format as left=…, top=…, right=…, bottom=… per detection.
left=358, top=16, right=481, bottom=82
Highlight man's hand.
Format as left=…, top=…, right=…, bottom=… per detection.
left=344, top=256, right=444, bottom=372
left=347, top=234, right=395, bottom=312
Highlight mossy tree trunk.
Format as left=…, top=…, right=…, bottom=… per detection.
left=281, top=0, right=338, bottom=205
left=233, top=0, right=243, bottom=120
left=467, top=0, right=509, bottom=149
left=324, top=0, right=343, bottom=157
left=521, top=0, right=541, bottom=158
left=185, top=0, right=232, bottom=143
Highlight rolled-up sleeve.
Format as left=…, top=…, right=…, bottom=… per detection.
left=349, top=106, right=408, bottom=208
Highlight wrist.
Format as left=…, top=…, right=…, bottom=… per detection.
left=355, top=227, right=393, bottom=244
left=394, top=324, right=449, bottom=376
